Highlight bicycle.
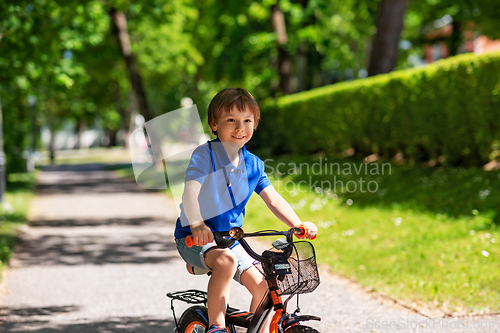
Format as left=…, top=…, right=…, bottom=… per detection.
left=167, top=226, right=321, bottom=333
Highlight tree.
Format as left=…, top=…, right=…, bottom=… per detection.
left=0, top=0, right=119, bottom=166
left=368, top=0, right=410, bottom=76
left=109, top=7, right=152, bottom=122
left=271, top=3, right=292, bottom=95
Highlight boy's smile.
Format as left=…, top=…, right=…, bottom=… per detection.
left=211, top=107, right=255, bottom=148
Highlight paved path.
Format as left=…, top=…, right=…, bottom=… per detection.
left=0, top=164, right=498, bottom=332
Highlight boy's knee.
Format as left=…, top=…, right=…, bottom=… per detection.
left=209, top=250, right=237, bottom=270
left=216, top=252, right=237, bottom=269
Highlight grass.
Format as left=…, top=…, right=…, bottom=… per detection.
left=244, top=155, right=500, bottom=316
left=38, top=147, right=131, bottom=165
left=0, top=172, right=37, bottom=277
left=108, top=163, right=135, bottom=178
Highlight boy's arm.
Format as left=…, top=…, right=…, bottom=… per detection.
left=258, top=185, right=318, bottom=239
left=182, top=180, right=213, bottom=246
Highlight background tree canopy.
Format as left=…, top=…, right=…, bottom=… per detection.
left=1, top=0, right=498, bottom=171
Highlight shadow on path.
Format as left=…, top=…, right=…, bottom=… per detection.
left=35, top=163, right=154, bottom=195
left=29, top=217, right=168, bottom=228
left=15, top=228, right=178, bottom=266
left=0, top=309, right=174, bottom=333
left=1, top=163, right=179, bottom=332
left=17, top=163, right=177, bottom=266
left=0, top=305, right=80, bottom=317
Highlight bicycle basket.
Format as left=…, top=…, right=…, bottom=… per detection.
left=261, top=241, right=320, bottom=296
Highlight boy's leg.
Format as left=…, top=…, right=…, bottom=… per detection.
left=240, top=266, right=271, bottom=333
left=204, top=248, right=238, bottom=328
left=239, top=266, right=268, bottom=312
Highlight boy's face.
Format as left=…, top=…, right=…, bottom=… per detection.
left=211, top=107, right=255, bottom=148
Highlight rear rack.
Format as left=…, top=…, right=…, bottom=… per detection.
left=167, top=289, right=208, bottom=304
left=167, top=289, right=208, bottom=329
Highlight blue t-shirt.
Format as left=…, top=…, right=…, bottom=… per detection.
left=174, top=138, right=272, bottom=239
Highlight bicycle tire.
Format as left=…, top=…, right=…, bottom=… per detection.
left=285, top=325, right=320, bottom=333
left=177, top=306, right=208, bottom=333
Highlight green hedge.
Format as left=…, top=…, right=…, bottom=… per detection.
left=250, top=52, right=500, bottom=166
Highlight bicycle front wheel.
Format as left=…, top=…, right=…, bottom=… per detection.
left=285, top=325, right=320, bottom=333
left=177, top=306, right=208, bottom=333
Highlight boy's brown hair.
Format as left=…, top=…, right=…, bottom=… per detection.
left=207, top=87, right=260, bottom=135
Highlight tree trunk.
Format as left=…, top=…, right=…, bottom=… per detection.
left=271, top=3, right=293, bottom=95
left=127, top=95, right=139, bottom=149
left=77, top=119, right=87, bottom=149
left=75, top=119, right=81, bottom=149
left=367, top=0, right=409, bottom=76
left=297, top=42, right=307, bottom=92
left=107, top=128, right=117, bottom=147
left=48, top=124, right=56, bottom=165
left=449, top=20, right=461, bottom=56
left=113, top=80, right=129, bottom=147
left=109, top=8, right=152, bottom=122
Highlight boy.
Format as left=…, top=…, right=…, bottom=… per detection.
left=174, top=87, right=317, bottom=333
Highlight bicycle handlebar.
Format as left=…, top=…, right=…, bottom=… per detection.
left=184, top=224, right=314, bottom=249
left=295, top=224, right=308, bottom=239
left=184, top=231, right=235, bottom=248
left=183, top=225, right=315, bottom=265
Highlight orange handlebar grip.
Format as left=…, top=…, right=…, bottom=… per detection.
left=185, top=235, right=194, bottom=247
left=296, top=225, right=307, bottom=239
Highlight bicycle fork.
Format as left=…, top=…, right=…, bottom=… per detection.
left=256, top=278, right=320, bottom=333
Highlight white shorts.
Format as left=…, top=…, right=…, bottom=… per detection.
left=175, top=236, right=256, bottom=284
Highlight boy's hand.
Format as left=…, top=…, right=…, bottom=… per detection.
left=300, top=221, right=318, bottom=240
left=190, top=221, right=214, bottom=246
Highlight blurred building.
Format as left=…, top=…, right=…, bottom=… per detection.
left=422, top=19, right=500, bottom=63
